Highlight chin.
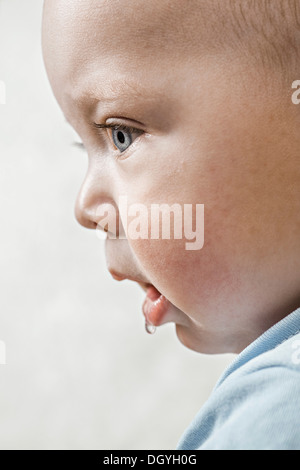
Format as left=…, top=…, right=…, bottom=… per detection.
left=175, top=323, right=209, bottom=353
left=175, top=324, right=234, bottom=355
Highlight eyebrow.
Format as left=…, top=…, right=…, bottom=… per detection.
left=64, top=76, right=173, bottom=137
left=104, top=79, right=160, bottom=101
left=69, top=76, right=166, bottom=108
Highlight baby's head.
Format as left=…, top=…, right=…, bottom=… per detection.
left=42, top=0, right=300, bottom=353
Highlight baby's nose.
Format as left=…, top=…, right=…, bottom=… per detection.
left=76, top=189, right=126, bottom=246
left=74, top=197, right=97, bottom=230
left=74, top=159, right=121, bottom=234
left=74, top=179, right=98, bottom=229
left=75, top=191, right=121, bottom=237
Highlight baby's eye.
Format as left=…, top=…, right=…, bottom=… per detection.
left=112, top=127, right=133, bottom=153
left=93, top=122, right=144, bottom=154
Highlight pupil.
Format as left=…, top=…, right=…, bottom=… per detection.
left=117, top=131, right=125, bottom=145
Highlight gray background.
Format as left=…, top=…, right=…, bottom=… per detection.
left=0, top=0, right=234, bottom=450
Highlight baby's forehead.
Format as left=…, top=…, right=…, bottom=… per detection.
left=43, top=0, right=299, bottom=105
left=43, top=0, right=206, bottom=106
left=43, top=0, right=299, bottom=59
left=43, top=0, right=220, bottom=67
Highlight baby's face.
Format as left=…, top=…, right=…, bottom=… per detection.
left=43, top=0, right=300, bottom=353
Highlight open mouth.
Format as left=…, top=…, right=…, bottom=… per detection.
left=108, top=269, right=175, bottom=333
left=142, top=285, right=172, bottom=331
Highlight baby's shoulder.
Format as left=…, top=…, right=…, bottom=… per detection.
left=213, top=332, right=300, bottom=449
left=245, top=329, right=300, bottom=375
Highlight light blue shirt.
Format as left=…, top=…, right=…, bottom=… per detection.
left=176, top=307, right=300, bottom=450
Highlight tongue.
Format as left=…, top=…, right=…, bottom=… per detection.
left=147, top=285, right=162, bottom=302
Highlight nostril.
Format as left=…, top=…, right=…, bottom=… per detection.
left=74, top=203, right=98, bottom=230
left=96, top=221, right=116, bottom=237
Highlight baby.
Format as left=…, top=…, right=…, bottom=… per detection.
left=42, top=0, right=300, bottom=450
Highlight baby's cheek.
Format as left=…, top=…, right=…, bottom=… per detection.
left=129, top=237, right=197, bottom=303
left=121, top=180, right=240, bottom=316
left=128, top=233, right=228, bottom=312
left=125, top=193, right=247, bottom=320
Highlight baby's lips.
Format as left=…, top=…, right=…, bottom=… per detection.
left=108, top=269, right=151, bottom=290
left=110, top=271, right=126, bottom=281
left=142, top=286, right=173, bottom=327
left=108, top=269, right=181, bottom=327
left=146, top=284, right=162, bottom=301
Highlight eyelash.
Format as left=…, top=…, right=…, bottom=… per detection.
left=93, top=122, right=144, bottom=154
